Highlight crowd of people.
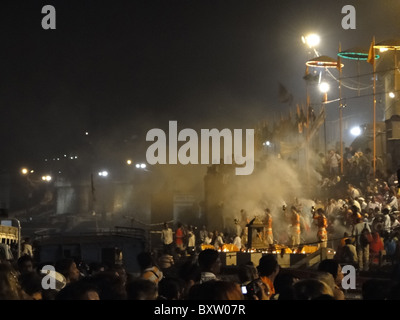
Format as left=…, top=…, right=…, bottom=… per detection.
left=3, top=245, right=400, bottom=301
left=2, top=146, right=400, bottom=300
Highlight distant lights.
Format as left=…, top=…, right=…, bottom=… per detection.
left=389, top=92, right=396, bottom=99
left=302, top=33, right=320, bottom=48
left=350, top=126, right=362, bottom=137
left=98, top=171, right=109, bottom=177
left=136, top=163, right=147, bottom=169
left=41, top=175, right=52, bottom=182
left=319, top=82, right=330, bottom=93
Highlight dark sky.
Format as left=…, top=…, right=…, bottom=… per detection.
left=1, top=0, right=400, bottom=171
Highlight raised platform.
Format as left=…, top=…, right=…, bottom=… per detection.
left=219, top=248, right=335, bottom=268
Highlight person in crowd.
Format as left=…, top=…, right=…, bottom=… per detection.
left=137, top=251, right=163, bottom=285
left=17, top=254, right=35, bottom=276
left=318, top=259, right=346, bottom=295
left=289, top=206, right=301, bottom=249
left=157, top=250, right=174, bottom=277
left=90, top=270, right=127, bottom=300
left=0, top=263, right=28, bottom=300
left=369, top=231, right=384, bottom=268
left=352, top=216, right=372, bottom=271
left=327, top=149, right=341, bottom=178
left=157, top=276, right=185, bottom=300
left=199, top=225, right=208, bottom=245
left=314, top=271, right=345, bottom=300
left=263, top=208, right=274, bottom=246
left=177, top=258, right=201, bottom=299
left=55, top=277, right=100, bottom=300
left=293, top=278, right=334, bottom=300
left=187, top=279, right=244, bottom=300
left=21, top=237, right=34, bottom=257
left=197, top=248, right=221, bottom=283
left=55, top=258, right=81, bottom=284
left=175, top=222, right=185, bottom=256
left=257, top=254, right=280, bottom=299
left=213, top=231, right=224, bottom=250
left=273, top=271, right=299, bottom=300
left=186, top=226, right=196, bottom=256
left=19, top=271, right=45, bottom=300
left=126, top=278, right=158, bottom=300
left=313, top=208, right=328, bottom=248
left=161, top=222, right=174, bottom=256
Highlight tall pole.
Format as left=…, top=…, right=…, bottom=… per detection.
left=372, top=37, right=377, bottom=178
left=338, top=43, right=344, bottom=176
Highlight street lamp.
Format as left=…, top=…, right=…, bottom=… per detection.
left=98, top=170, right=109, bottom=177
left=302, top=34, right=320, bottom=50
left=319, top=81, right=330, bottom=103
left=350, top=126, right=362, bottom=137
left=41, top=175, right=52, bottom=182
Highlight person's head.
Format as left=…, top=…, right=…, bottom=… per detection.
left=273, top=272, right=298, bottom=300
left=257, top=255, right=279, bottom=280
left=293, top=278, right=334, bottom=300
left=17, top=254, right=35, bottom=275
left=109, top=264, right=128, bottom=286
left=90, top=271, right=127, bottom=300
left=126, top=278, right=158, bottom=300
left=55, top=258, right=81, bottom=283
left=19, top=271, right=43, bottom=300
left=158, top=277, right=184, bottom=300
left=198, top=249, right=221, bottom=275
left=237, top=263, right=258, bottom=284
left=317, top=259, right=343, bottom=285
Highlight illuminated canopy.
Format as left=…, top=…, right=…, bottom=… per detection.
left=374, top=39, right=400, bottom=50
left=306, top=55, right=344, bottom=68
left=338, top=47, right=380, bottom=61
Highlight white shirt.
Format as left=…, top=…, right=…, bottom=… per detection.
left=200, top=272, right=217, bottom=283
left=161, top=228, right=173, bottom=245
left=188, top=232, right=196, bottom=247
left=233, top=236, right=242, bottom=250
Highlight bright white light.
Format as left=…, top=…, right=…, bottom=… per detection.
left=319, top=82, right=330, bottom=93
left=380, top=48, right=389, bottom=53
left=98, top=171, right=109, bottom=177
left=21, top=168, right=28, bottom=175
left=140, top=163, right=146, bottom=169
left=135, top=164, right=140, bottom=168
left=303, top=34, right=320, bottom=48
left=350, top=126, right=362, bottom=137
left=389, top=92, right=396, bottom=98
left=266, top=141, right=271, bottom=146
left=42, top=175, right=52, bottom=182
left=127, top=159, right=132, bottom=165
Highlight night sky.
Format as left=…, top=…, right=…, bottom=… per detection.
left=1, top=0, right=400, bottom=173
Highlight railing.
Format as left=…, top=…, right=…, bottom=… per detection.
left=34, top=226, right=147, bottom=242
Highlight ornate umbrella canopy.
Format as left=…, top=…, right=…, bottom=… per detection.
left=338, top=47, right=380, bottom=61
left=306, top=55, right=344, bottom=68
left=374, top=39, right=400, bottom=50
